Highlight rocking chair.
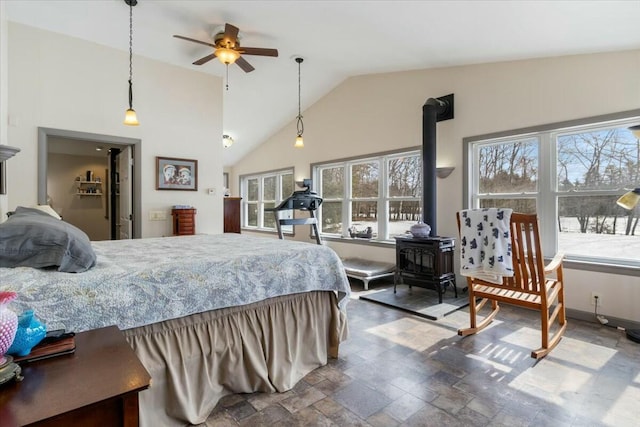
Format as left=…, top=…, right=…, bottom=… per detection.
left=456, top=211, right=567, bottom=359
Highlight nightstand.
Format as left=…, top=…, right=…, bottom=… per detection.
left=0, top=326, right=151, bottom=426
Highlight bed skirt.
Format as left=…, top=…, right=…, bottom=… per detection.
left=123, top=291, right=348, bottom=426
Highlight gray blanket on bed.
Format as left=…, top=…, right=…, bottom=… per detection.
left=0, top=234, right=350, bottom=332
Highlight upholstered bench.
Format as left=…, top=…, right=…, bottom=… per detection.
left=342, top=258, right=395, bottom=290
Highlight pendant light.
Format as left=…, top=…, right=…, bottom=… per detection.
left=123, top=0, right=139, bottom=126
left=294, top=57, right=304, bottom=148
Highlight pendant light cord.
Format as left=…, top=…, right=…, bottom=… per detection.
left=128, top=1, right=134, bottom=109
left=296, top=58, right=304, bottom=137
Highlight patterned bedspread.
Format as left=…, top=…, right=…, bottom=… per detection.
left=0, top=234, right=350, bottom=332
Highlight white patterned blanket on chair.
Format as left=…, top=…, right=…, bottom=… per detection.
left=459, top=208, right=513, bottom=284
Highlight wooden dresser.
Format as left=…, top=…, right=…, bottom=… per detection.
left=172, top=208, right=196, bottom=235
left=223, top=197, right=241, bottom=233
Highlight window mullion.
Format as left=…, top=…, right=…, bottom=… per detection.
left=470, top=143, right=480, bottom=208
left=241, top=178, right=246, bottom=227
left=379, top=157, right=388, bottom=240
left=344, top=164, right=351, bottom=238
left=258, top=177, right=264, bottom=229
left=539, top=133, right=555, bottom=255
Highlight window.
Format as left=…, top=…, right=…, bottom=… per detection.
left=466, top=113, right=640, bottom=266
left=313, top=149, right=422, bottom=241
left=240, top=169, right=294, bottom=232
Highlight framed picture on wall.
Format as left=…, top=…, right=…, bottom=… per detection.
left=156, top=157, right=198, bottom=191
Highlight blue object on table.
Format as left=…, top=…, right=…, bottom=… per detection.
left=8, top=309, right=47, bottom=357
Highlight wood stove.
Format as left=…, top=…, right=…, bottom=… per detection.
left=394, top=236, right=456, bottom=303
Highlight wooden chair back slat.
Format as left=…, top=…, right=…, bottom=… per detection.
left=510, top=213, right=547, bottom=295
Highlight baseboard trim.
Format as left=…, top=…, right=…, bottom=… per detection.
left=566, top=308, right=640, bottom=330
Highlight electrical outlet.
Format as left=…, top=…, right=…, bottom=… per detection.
left=590, top=292, right=602, bottom=306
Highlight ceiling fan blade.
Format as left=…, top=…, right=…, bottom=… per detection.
left=236, top=56, right=255, bottom=73
left=222, top=23, right=240, bottom=46
left=193, top=53, right=217, bottom=66
left=173, top=35, right=216, bottom=48
left=240, top=47, right=279, bottom=57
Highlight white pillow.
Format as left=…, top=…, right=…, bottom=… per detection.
left=32, top=204, right=62, bottom=220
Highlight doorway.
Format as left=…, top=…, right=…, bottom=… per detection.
left=37, top=127, right=142, bottom=239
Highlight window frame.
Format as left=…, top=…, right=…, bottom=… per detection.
left=464, top=109, right=640, bottom=270
left=312, top=147, right=422, bottom=242
left=239, top=168, right=294, bottom=233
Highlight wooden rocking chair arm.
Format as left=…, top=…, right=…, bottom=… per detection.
left=544, top=252, right=565, bottom=274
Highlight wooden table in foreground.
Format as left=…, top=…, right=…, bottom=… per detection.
left=0, top=325, right=151, bottom=427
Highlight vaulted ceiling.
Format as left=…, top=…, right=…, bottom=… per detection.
left=6, top=1, right=640, bottom=165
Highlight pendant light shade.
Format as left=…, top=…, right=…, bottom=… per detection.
left=124, top=108, right=138, bottom=125
left=294, top=57, right=304, bottom=148
left=123, top=0, right=139, bottom=126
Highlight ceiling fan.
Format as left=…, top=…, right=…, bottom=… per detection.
left=173, top=23, right=278, bottom=73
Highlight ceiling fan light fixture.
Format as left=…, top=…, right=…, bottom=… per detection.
left=222, top=134, right=234, bottom=148
left=215, top=48, right=240, bottom=65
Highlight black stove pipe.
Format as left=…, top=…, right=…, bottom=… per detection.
left=422, top=94, right=454, bottom=237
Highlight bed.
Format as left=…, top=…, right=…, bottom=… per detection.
left=0, top=209, right=350, bottom=426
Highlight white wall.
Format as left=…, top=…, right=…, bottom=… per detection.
left=234, top=49, right=640, bottom=323
left=6, top=23, right=224, bottom=236
left=0, top=2, right=10, bottom=219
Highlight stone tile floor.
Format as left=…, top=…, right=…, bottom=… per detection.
left=201, top=282, right=640, bottom=426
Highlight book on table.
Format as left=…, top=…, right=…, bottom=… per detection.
left=13, top=335, right=76, bottom=363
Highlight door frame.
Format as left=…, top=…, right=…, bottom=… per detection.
left=37, top=127, right=142, bottom=238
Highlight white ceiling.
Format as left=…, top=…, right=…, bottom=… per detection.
left=6, top=1, right=640, bottom=166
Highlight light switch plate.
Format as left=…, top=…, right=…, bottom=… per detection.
left=149, top=210, right=167, bottom=221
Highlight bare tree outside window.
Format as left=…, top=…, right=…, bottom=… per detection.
left=478, top=139, right=538, bottom=194
left=320, top=167, right=344, bottom=234
left=557, top=129, right=640, bottom=236
left=351, top=162, right=379, bottom=236
left=262, top=176, right=277, bottom=229
left=388, top=155, right=422, bottom=234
